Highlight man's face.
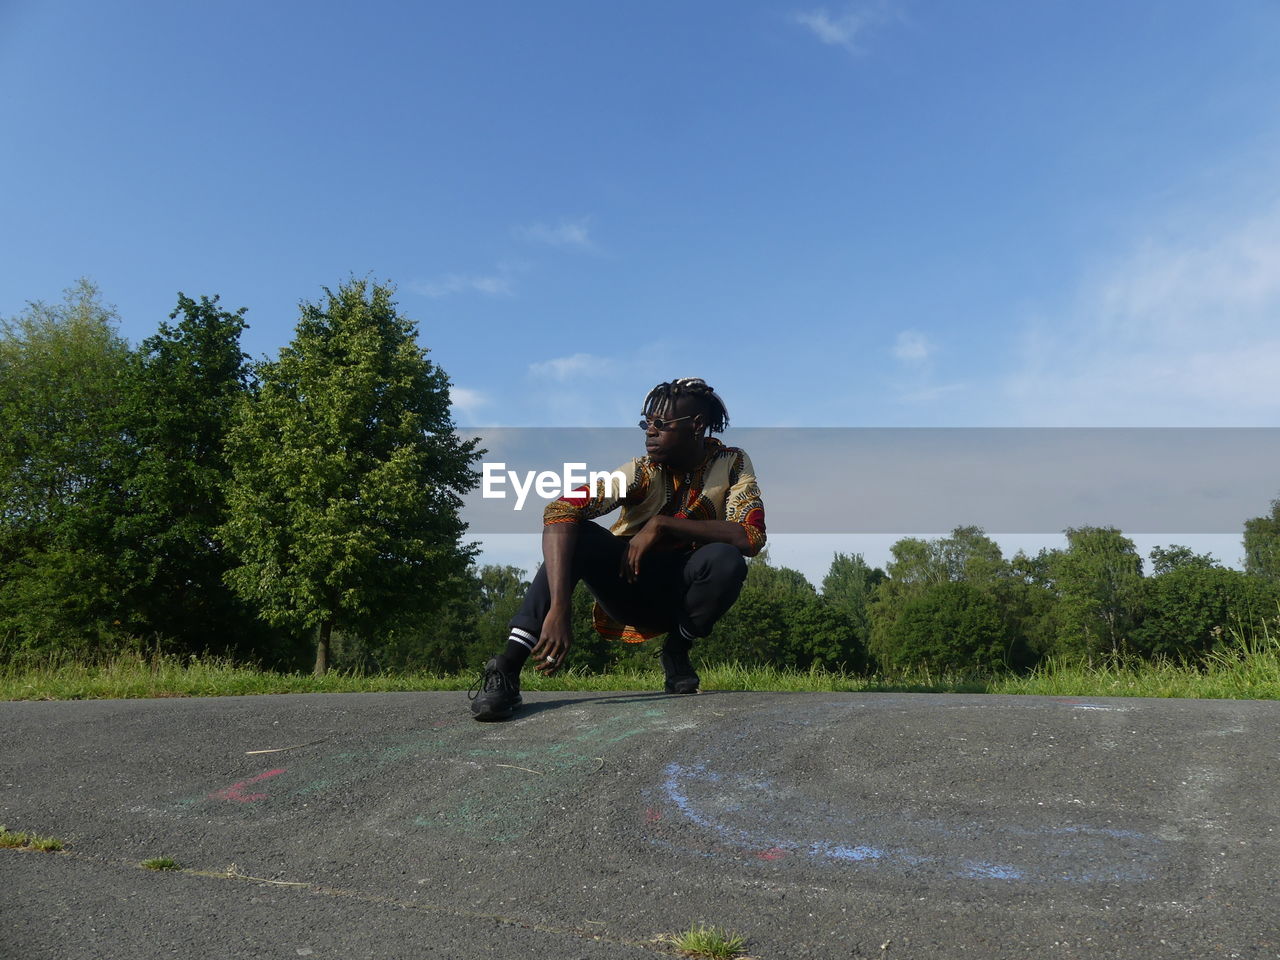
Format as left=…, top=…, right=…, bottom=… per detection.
left=642, top=395, right=703, bottom=465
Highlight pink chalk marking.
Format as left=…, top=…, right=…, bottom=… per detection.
left=210, top=767, right=286, bottom=803
left=645, top=807, right=663, bottom=823
left=757, top=847, right=788, bottom=861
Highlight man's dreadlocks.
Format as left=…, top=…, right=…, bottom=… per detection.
left=642, top=377, right=730, bottom=434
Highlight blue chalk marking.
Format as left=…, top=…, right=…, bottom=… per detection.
left=1057, top=824, right=1148, bottom=841
left=660, top=760, right=1161, bottom=885
left=814, top=843, right=885, bottom=862
left=961, top=861, right=1024, bottom=880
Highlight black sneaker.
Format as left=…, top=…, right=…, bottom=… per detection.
left=660, top=646, right=700, bottom=694
left=468, top=658, right=522, bottom=721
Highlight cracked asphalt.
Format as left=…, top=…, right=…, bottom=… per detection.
left=2, top=690, right=1278, bottom=959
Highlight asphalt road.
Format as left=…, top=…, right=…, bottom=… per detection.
left=2, top=690, right=1278, bottom=959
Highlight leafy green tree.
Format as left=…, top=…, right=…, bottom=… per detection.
left=817, top=552, right=881, bottom=670
left=782, top=589, right=865, bottom=671
left=1243, top=498, right=1280, bottom=583
left=937, top=525, right=1006, bottom=587
left=0, top=280, right=130, bottom=529
left=878, top=527, right=1005, bottom=588
left=1134, top=565, right=1280, bottom=660
left=869, top=526, right=1009, bottom=670
left=1149, top=545, right=1219, bottom=576
left=0, top=280, right=133, bottom=658
left=695, top=552, right=863, bottom=670
left=700, top=553, right=801, bottom=666
left=473, top=564, right=530, bottom=645
left=1049, top=526, right=1144, bottom=660
left=372, top=565, right=487, bottom=673
left=882, top=581, right=1007, bottom=673
left=111, top=294, right=266, bottom=655
left=882, top=537, right=943, bottom=586
left=221, top=278, right=482, bottom=673
left=1002, top=548, right=1061, bottom=666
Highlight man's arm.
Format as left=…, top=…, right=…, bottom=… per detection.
left=723, top=449, right=766, bottom=556
left=620, top=516, right=749, bottom=582
left=529, top=521, right=578, bottom=674
left=656, top=516, right=752, bottom=551
left=531, top=460, right=643, bottom=673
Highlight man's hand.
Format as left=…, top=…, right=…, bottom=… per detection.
left=621, top=516, right=666, bottom=583
left=530, top=605, right=573, bottom=675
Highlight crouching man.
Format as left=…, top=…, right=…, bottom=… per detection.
left=469, top=377, right=766, bottom=721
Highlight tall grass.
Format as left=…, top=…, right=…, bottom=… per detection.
left=991, top=611, right=1280, bottom=700
left=3, top=618, right=1278, bottom=702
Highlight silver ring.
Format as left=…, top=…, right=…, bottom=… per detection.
left=545, top=655, right=557, bottom=664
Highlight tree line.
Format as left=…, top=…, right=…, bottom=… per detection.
left=3, top=279, right=1279, bottom=677
left=1, top=278, right=479, bottom=672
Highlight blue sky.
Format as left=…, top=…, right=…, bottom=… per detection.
left=4, top=1, right=1279, bottom=581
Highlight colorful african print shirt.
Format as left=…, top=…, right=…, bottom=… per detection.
left=543, top=436, right=766, bottom=641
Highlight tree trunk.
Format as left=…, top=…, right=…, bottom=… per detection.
left=313, top=620, right=332, bottom=676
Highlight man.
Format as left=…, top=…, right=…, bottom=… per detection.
left=469, top=377, right=766, bottom=721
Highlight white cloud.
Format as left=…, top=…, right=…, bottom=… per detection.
left=514, top=217, right=593, bottom=249
left=528, top=352, right=614, bottom=382
left=888, top=331, right=961, bottom=408
left=1005, top=204, right=1280, bottom=425
left=449, top=386, right=490, bottom=422
left=793, top=2, right=896, bottom=54
left=410, top=262, right=522, bottom=299
left=892, top=329, right=934, bottom=364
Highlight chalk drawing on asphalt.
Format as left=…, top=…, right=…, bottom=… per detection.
left=646, top=697, right=1165, bottom=884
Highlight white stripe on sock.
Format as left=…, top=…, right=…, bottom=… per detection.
left=509, top=628, right=537, bottom=651
left=679, top=624, right=697, bottom=642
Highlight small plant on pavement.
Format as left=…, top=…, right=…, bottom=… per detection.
left=141, top=857, right=180, bottom=870
left=0, top=826, right=65, bottom=851
left=661, top=922, right=748, bottom=959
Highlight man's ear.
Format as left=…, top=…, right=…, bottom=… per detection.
left=692, top=413, right=706, bottom=436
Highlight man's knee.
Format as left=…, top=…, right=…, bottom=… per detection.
left=690, top=542, right=747, bottom=586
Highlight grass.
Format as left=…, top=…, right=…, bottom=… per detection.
left=140, top=857, right=180, bottom=871
left=3, top=625, right=1280, bottom=702
left=661, top=922, right=748, bottom=959
left=0, top=826, right=65, bottom=852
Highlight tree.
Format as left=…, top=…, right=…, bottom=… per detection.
left=819, top=552, right=882, bottom=668
left=371, top=564, right=489, bottom=673
left=694, top=552, right=864, bottom=670
left=879, top=527, right=1004, bottom=587
left=111, top=293, right=262, bottom=654
left=0, top=280, right=133, bottom=658
left=1134, top=565, right=1280, bottom=660
left=868, top=527, right=1008, bottom=670
left=883, top=581, right=1007, bottom=673
left=701, top=566, right=793, bottom=667
left=1003, top=548, right=1060, bottom=666
left=1148, top=545, right=1219, bottom=576
left=0, top=279, right=130, bottom=530
left=781, top=589, right=865, bottom=671
left=1243, top=498, right=1280, bottom=583
left=474, top=564, right=530, bottom=642
left=1049, top=526, right=1144, bottom=660
left=221, top=278, right=482, bottom=673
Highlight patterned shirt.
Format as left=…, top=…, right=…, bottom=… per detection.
left=544, top=436, right=766, bottom=641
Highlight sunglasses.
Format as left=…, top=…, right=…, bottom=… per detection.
left=638, top=415, right=694, bottom=431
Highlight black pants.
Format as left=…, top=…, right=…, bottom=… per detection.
left=509, top=521, right=748, bottom=647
